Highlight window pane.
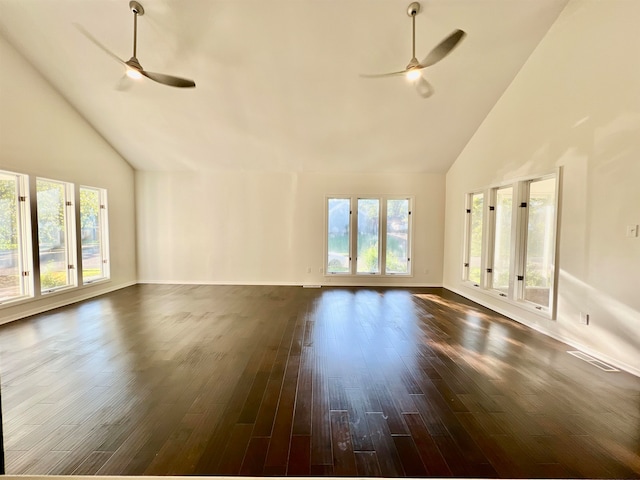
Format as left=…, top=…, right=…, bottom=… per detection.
left=468, top=193, right=484, bottom=284
left=327, top=198, right=350, bottom=273
left=357, top=199, right=379, bottom=273
left=37, top=179, right=70, bottom=291
left=491, top=187, right=513, bottom=293
left=80, top=187, right=105, bottom=282
left=524, top=178, right=556, bottom=307
left=0, top=174, right=23, bottom=301
left=386, top=199, right=409, bottom=274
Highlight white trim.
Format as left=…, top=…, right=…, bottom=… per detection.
left=323, top=282, right=441, bottom=288
left=139, top=280, right=442, bottom=288
left=138, top=280, right=304, bottom=286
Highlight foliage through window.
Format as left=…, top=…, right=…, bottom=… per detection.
left=80, top=186, right=109, bottom=283
left=523, top=178, right=556, bottom=308
left=37, top=178, right=77, bottom=292
left=357, top=199, right=380, bottom=274
left=463, top=173, right=559, bottom=316
left=0, top=171, right=31, bottom=303
left=0, top=171, right=111, bottom=307
left=490, top=186, right=513, bottom=295
left=327, top=198, right=351, bottom=273
left=327, top=196, right=412, bottom=276
left=386, top=199, right=410, bottom=274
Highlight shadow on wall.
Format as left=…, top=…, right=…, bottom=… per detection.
left=494, top=103, right=639, bottom=183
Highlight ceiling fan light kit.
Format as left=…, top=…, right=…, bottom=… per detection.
left=361, top=2, right=466, bottom=98
left=77, top=1, right=196, bottom=88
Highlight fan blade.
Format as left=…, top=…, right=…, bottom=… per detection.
left=141, top=70, right=196, bottom=88
left=415, top=76, right=434, bottom=98
left=420, top=29, right=466, bottom=68
left=360, top=68, right=413, bottom=79
left=74, top=23, right=126, bottom=66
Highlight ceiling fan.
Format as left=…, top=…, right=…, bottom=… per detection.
left=76, top=1, right=195, bottom=88
left=361, top=2, right=465, bottom=98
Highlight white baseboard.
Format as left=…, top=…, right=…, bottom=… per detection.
left=137, top=280, right=302, bottom=286
left=138, top=280, right=443, bottom=289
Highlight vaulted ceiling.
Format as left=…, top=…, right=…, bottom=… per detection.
left=0, top=0, right=569, bottom=173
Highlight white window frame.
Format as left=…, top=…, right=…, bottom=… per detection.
left=356, top=197, right=381, bottom=275
left=0, top=169, right=33, bottom=304
left=384, top=197, right=412, bottom=276
left=463, top=169, right=561, bottom=319
left=36, top=177, right=78, bottom=294
left=515, top=174, right=559, bottom=314
left=79, top=185, right=110, bottom=284
left=325, top=197, right=352, bottom=275
left=486, top=184, right=516, bottom=299
left=325, top=195, right=413, bottom=277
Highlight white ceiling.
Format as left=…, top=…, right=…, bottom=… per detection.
left=0, top=0, right=569, bottom=173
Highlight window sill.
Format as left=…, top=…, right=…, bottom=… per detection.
left=461, top=281, right=555, bottom=320
left=0, top=278, right=112, bottom=311
left=325, top=272, right=414, bottom=278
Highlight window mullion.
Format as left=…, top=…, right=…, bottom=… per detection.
left=100, top=189, right=111, bottom=279
left=18, top=176, right=33, bottom=298
left=350, top=197, right=355, bottom=274
left=65, top=183, right=78, bottom=287
left=485, top=189, right=497, bottom=290
left=380, top=198, right=387, bottom=275
left=514, top=181, right=529, bottom=301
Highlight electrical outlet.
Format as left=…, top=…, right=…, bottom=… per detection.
left=579, top=312, right=589, bottom=325
left=626, top=225, right=639, bottom=238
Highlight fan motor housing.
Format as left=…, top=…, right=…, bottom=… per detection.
left=130, top=1, right=144, bottom=15
left=407, top=2, right=421, bottom=17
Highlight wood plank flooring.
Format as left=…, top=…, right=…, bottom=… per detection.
left=0, top=284, right=639, bottom=477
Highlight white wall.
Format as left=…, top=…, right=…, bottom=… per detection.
left=136, top=170, right=444, bottom=287
left=0, top=35, right=137, bottom=323
left=443, top=0, right=640, bottom=375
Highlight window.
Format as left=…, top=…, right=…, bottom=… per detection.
left=357, top=198, right=380, bottom=274
left=327, top=198, right=351, bottom=273
left=0, top=170, right=32, bottom=303
left=490, top=186, right=513, bottom=295
left=80, top=186, right=109, bottom=283
left=521, top=177, right=557, bottom=309
left=37, top=178, right=77, bottom=293
left=386, top=199, right=410, bottom=274
left=0, top=171, right=111, bottom=309
left=326, top=196, right=412, bottom=276
left=464, top=172, right=559, bottom=316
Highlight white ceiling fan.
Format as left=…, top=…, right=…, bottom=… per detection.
left=362, top=2, right=465, bottom=98
left=76, top=1, right=195, bottom=88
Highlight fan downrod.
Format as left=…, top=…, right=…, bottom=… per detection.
left=130, top=1, right=144, bottom=16
left=407, top=2, right=420, bottom=17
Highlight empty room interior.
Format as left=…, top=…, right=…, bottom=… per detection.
left=0, top=0, right=639, bottom=478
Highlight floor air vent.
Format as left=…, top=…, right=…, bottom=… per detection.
left=567, top=350, right=619, bottom=372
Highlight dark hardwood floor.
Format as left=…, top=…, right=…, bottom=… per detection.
left=0, top=284, right=639, bottom=477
